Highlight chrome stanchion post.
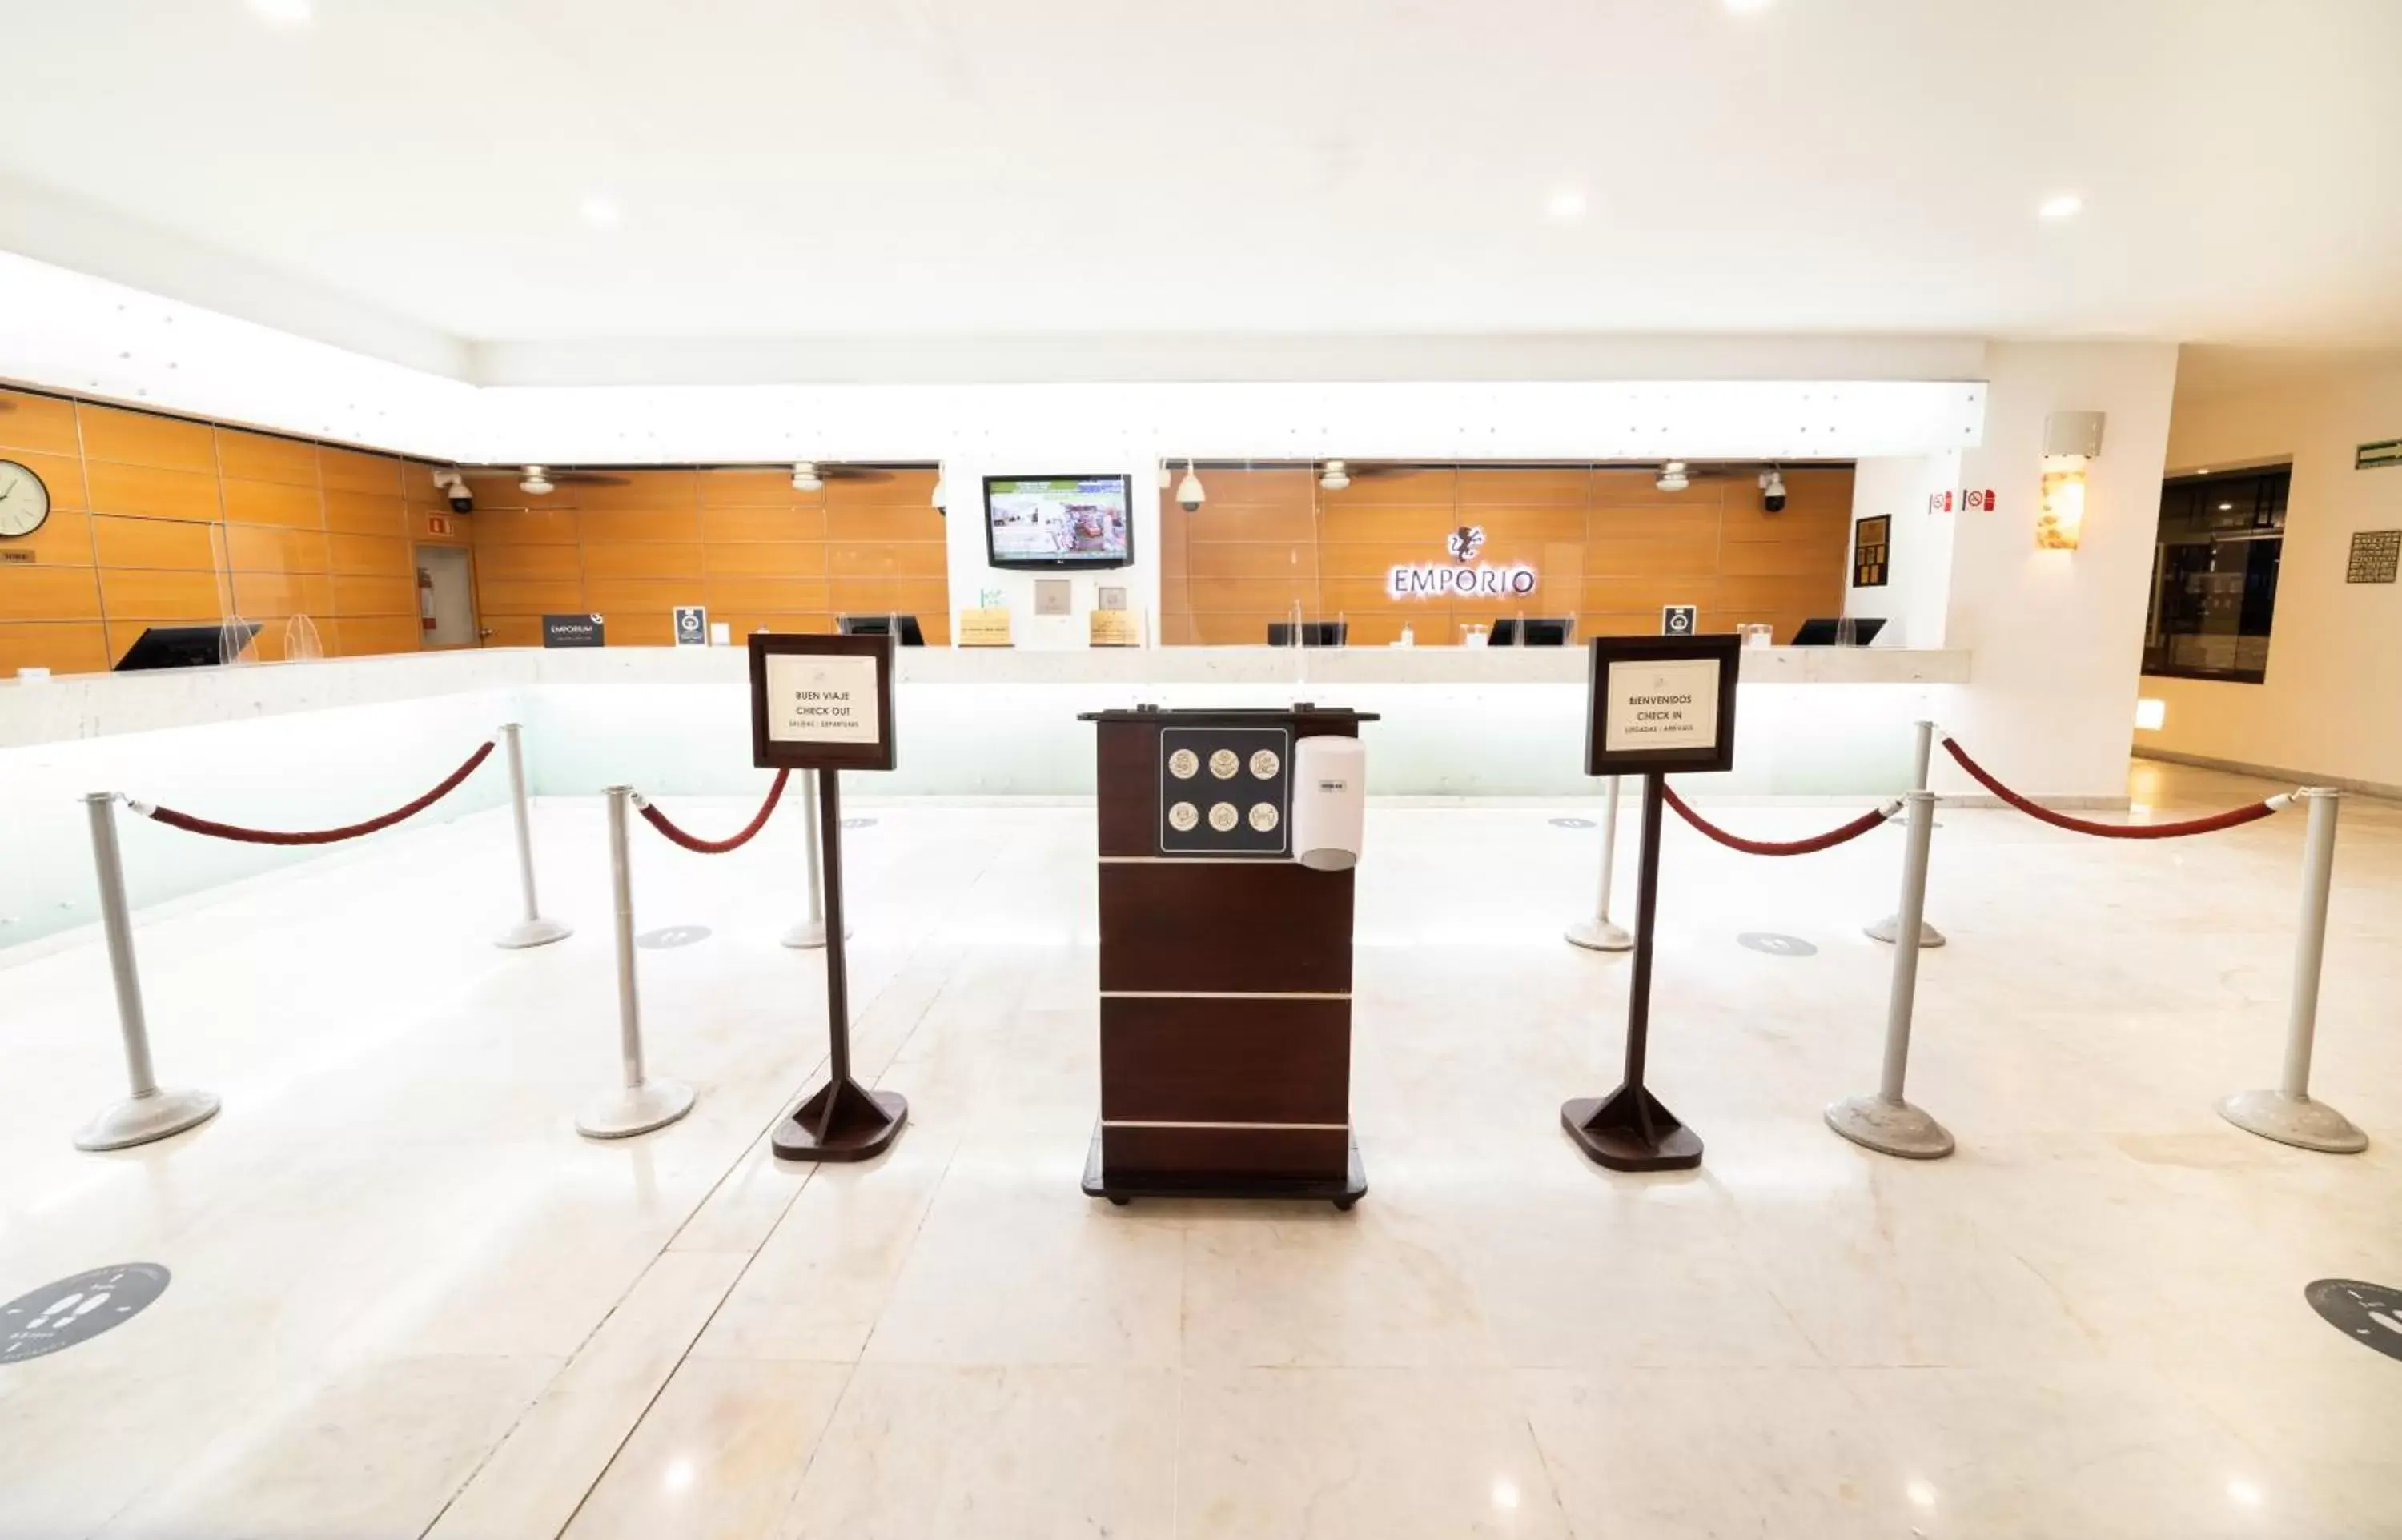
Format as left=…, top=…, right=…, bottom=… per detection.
left=493, top=722, right=572, bottom=949
left=1866, top=719, right=1946, bottom=948
left=1565, top=776, right=1633, bottom=952
left=1826, top=788, right=1954, bottom=1158
left=780, top=768, right=846, bottom=948
left=2218, top=788, right=2366, bottom=1153
left=575, top=786, right=694, bottom=1139
left=73, top=792, right=219, bottom=1152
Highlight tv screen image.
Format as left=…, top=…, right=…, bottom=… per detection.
left=983, top=475, right=1132, bottom=568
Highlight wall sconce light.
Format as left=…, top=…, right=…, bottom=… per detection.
left=2036, top=411, right=2103, bottom=551
left=2037, top=456, right=2087, bottom=549
left=2135, top=696, right=2167, bottom=732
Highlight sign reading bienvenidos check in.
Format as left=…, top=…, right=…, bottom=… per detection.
left=748, top=633, right=897, bottom=772
left=1583, top=633, right=1741, bottom=776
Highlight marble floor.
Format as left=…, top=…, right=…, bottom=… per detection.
left=1, top=760, right=2397, bottom=1538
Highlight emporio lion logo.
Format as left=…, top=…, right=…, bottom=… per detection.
left=1447, top=525, right=1486, bottom=563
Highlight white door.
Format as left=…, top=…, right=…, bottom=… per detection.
left=415, top=545, right=479, bottom=648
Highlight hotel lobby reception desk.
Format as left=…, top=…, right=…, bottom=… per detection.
left=1078, top=704, right=1374, bottom=1207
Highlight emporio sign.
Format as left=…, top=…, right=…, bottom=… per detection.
left=1386, top=524, right=1538, bottom=600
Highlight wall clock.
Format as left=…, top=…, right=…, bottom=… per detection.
left=0, top=460, right=50, bottom=539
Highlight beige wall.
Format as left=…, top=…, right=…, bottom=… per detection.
left=2143, top=353, right=2402, bottom=791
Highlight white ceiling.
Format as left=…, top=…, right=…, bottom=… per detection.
left=2, top=0, right=2399, bottom=380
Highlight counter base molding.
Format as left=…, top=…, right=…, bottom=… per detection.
left=1080, top=704, right=1376, bottom=1208
left=1079, top=1121, right=1365, bottom=1209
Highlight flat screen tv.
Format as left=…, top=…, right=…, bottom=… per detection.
left=983, top=475, right=1134, bottom=570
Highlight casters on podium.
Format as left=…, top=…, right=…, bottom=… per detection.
left=774, top=1077, right=907, bottom=1162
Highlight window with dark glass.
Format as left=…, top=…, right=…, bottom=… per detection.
left=2143, top=465, right=2288, bottom=684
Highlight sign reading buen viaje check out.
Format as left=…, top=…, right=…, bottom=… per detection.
left=748, top=632, right=896, bottom=772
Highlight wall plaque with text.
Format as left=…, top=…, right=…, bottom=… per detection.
left=748, top=632, right=897, bottom=771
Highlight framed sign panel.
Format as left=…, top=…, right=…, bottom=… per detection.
left=748, top=632, right=897, bottom=771
left=1583, top=633, right=1741, bottom=776
left=1852, top=515, right=1890, bottom=588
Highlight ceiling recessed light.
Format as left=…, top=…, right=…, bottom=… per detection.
left=580, top=195, right=622, bottom=229
left=2038, top=192, right=2083, bottom=221
left=1725, top=0, right=1773, bottom=11
left=1546, top=190, right=1589, bottom=221
left=247, top=0, right=311, bottom=22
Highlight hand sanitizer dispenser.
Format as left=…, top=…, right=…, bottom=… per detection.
left=1291, top=736, right=1367, bottom=872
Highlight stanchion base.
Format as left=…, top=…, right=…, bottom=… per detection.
left=74, top=1087, right=220, bottom=1152
left=777, top=920, right=854, bottom=950
left=1564, top=916, right=1635, bottom=952
left=2216, top=1089, right=2368, bottom=1154
left=1824, top=1093, right=1955, bottom=1159
left=1864, top=914, right=1946, bottom=948
left=495, top=916, right=573, bottom=950
left=773, top=1077, right=906, bottom=1162
left=1560, top=1083, right=1702, bottom=1172
left=575, top=1078, right=695, bottom=1140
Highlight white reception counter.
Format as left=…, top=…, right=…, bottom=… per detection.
left=0, top=645, right=1968, bottom=944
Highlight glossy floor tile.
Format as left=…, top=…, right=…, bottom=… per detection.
left=0, top=761, right=2396, bottom=1538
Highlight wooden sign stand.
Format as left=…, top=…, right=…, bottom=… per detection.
left=1560, top=634, right=1741, bottom=1173
left=749, top=633, right=907, bottom=1162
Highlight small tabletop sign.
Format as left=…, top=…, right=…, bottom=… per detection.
left=957, top=607, right=1014, bottom=646
left=543, top=613, right=605, bottom=648
left=749, top=633, right=896, bottom=771
left=1584, top=633, right=1741, bottom=776
left=673, top=604, right=708, bottom=645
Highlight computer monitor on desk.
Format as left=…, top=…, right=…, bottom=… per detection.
left=1488, top=617, right=1573, bottom=646
left=1791, top=616, right=1886, bottom=646
left=837, top=615, right=926, bottom=646
left=114, top=624, right=259, bottom=671
left=1267, top=621, right=1348, bottom=647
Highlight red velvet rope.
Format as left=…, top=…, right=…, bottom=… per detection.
left=636, top=770, right=792, bottom=854
left=1659, top=782, right=1896, bottom=856
left=135, top=741, right=496, bottom=845
left=1940, top=738, right=2282, bottom=839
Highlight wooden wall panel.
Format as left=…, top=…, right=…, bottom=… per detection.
left=215, top=427, right=319, bottom=487
left=0, top=621, right=111, bottom=674
left=92, top=515, right=218, bottom=571
left=0, top=391, right=946, bottom=675
left=78, top=405, right=215, bottom=473
left=6, top=565, right=106, bottom=620
left=1161, top=463, right=1853, bottom=647
left=222, top=478, right=324, bottom=530
left=86, top=463, right=221, bottom=522
left=0, top=391, right=83, bottom=455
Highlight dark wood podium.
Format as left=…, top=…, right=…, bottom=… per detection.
left=1078, top=704, right=1373, bottom=1208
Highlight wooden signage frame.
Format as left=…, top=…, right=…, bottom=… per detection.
left=1582, top=633, right=1742, bottom=777
left=748, top=632, right=898, bottom=772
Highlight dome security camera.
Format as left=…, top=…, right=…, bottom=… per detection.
left=791, top=462, right=825, bottom=493
left=520, top=465, right=554, bottom=496
left=1759, top=468, right=1787, bottom=512
left=1175, top=460, right=1207, bottom=514
left=431, top=468, right=472, bottom=514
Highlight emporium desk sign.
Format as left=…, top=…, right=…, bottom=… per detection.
left=1388, top=563, right=1538, bottom=599
left=1387, top=525, right=1537, bottom=600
